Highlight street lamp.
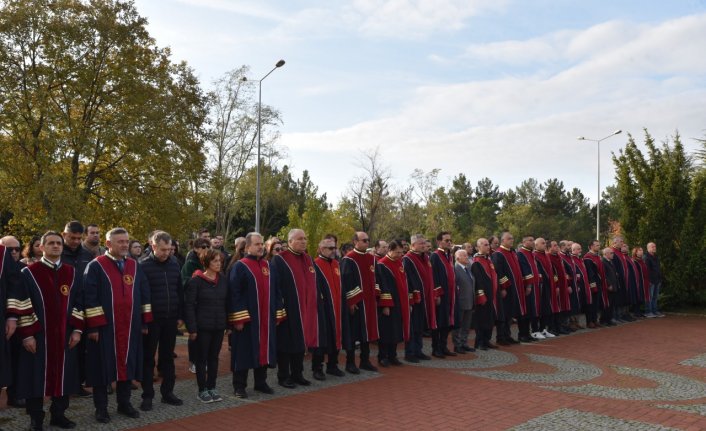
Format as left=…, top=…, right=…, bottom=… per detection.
left=578, top=129, right=622, bottom=241
left=242, top=59, right=285, bottom=233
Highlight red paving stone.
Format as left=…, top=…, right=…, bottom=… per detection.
left=128, top=314, right=706, bottom=430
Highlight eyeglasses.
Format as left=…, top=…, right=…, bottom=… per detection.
left=7, top=247, right=21, bottom=253
left=199, top=246, right=209, bottom=250
left=273, top=247, right=282, bottom=252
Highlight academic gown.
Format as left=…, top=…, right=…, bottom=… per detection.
left=534, top=251, right=560, bottom=315
left=470, top=254, right=498, bottom=331
left=636, top=258, right=651, bottom=304
left=228, top=255, right=282, bottom=371
left=83, top=254, right=153, bottom=386
left=549, top=253, right=571, bottom=313
left=376, top=256, right=411, bottom=344
left=610, top=247, right=629, bottom=306
left=624, top=254, right=639, bottom=306
left=517, top=247, right=540, bottom=319
left=584, top=253, right=610, bottom=310
left=430, top=249, right=456, bottom=328
left=16, top=260, right=85, bottom=398
left=340, top=249, right=379, bottom=344
left=560, top=253, right=581, bottom=313
left=314, top=256, right=347, bottom=352
left=403, top=251, right=437, bottom=332
left=0, top=245, right=21, bottom=387
left=492, top=246, right=527, bottom=319
left=271, top=249, right=319, bottom=353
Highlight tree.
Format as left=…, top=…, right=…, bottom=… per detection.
left=448, top=173, right=474, bottom=240
left=469, top=177, right=503, bottom=237
left=0, top=0, right=208, bottom=240
left=207, top=65, right=282, bottom=240
left=344, top=147, right=393, bottom=237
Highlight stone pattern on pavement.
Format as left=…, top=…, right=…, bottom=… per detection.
left=509, top=408, right=680, bottom=431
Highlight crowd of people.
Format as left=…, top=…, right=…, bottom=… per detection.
left=0, top=222, right=663, bottom=430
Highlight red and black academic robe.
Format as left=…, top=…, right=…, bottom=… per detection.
left=228, top=256, right=282, bottom=371
left=270, top=249, right=319, bottom=353
left=470, top=254, right=498, bottom=331
left=492, top=246, right=527, bottom=319
left=83, top=255, right=153, bottom=386
left=571, top=255, right=593, bottom=310
left=624, top=253, right=639, bottom=305
left=610, top=247, right=629, bottom=306
left=376, top=256, right=411, bottom=344
left=549, top=253, right=571, bottom=312
left=636, top=258, right=651, bottom=304
left=314, top=256, right=346, bottom=351
left=1, top=244, right=22, bottom=387
left=560, top=253, right=581, bottom=313
left=534, top=251, right=561, bottom=315
left=403, top=251, right=437, bottom=332
left=583, top=252, right=610, bottom=310
left=340, top=249, right=379, bottom=344
left=16, top=260, right=85, bottom=398
left=517, top=247, right=540, bottom=319
left=430, top=249, right=456, bottom=328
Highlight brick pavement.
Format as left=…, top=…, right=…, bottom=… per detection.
left=1, top=314, right=706, bottom=430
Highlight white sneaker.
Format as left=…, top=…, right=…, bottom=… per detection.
left=531, top=332, right=546, bottom=339
left=645, top=313, right=657, bottom=318
left=189, top=363, right=196, bottom=374
left=542, top=329, right=556, bottom=338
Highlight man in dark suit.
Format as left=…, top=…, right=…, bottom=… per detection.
left=601, top=248, right=619, bottom=326
left=452, top=249, right=475, bottom=354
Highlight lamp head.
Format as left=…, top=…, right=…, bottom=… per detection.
left=577, top=136, right=585, bottom=140
left=276, top=59, right=285, bottom=67
left=613, top=129, right=622, bottom=135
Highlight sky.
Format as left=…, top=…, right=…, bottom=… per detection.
left=133, top=0, right=706, bottom=204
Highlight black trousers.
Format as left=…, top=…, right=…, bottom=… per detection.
left=277, top=351, right=304, bottom=381
left=517, top=316, right=531, bottom=337
left=188, top=338, right=197, bottom=364
left=141, top=318, right=178, bottom=399
left=474, top=328, right=493, bottom=348
left=93, top=380, right=131, bottom=410
left=195, top=329, right=224, bottom=392
left=233, top=366, right=267, bottom=390
left=377, top=342, right=398, bottom=360
left=26, top=395, right=69, bottom=421
left=431, top=327, right=450, bottom=352
left=345, top=341, right=370, bottom=364
left=312, top=346, right=339, bottom=371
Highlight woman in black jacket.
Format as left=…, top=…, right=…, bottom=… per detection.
left=184, top=249, right=228, bottom=403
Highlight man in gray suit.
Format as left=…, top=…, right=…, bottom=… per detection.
left=452, top=249, right=475, bottom=353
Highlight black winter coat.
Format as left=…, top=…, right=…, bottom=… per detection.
left=139, top=254, right=183, bottom=320
left=184, top=271, right=228, bottom=332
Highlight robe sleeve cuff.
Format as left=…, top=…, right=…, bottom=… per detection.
left=6, top=298, right=34, bottom=316
left=85, top=306, right=108, bottom=328
left=229, top=310, right=252, bottom=325
left=378, top=293, right=394, bottom=307
left=375, top=284, right=381, bottom=297
left=412, top=290, right=422, bottom=304
left=141, top=304, right=153, bottom=324
left=70, top=308, right=85, bottom=332
left=275, top=308, right=287, bottom=323
left=346, top=286, right=363, bottom=306
left=434, top=286, right=443, bottom=297
left=17, top=313, right=41, bottom=338
left=523, top=274, right=533, bottom=286
left=498, top=276, right=510, bottom=289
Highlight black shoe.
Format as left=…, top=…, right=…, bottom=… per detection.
left=496, top=339, right=511, bottom=346
left=378, top=358, right=390, bottom=367
left=326, top=366, right=345, bottom=377
left=479, top=345, right=488, bottom=351
left=417, top=353, right=432, bottom=360
left=278, top=378, right=296, bottom=389
left=389, top=357, right=403, bottom=366
left=359, top=361, right=378, bottom=372
left=345, top=363, right=360, bottom=374
left=518, top=336, right=535, bottom=343
left=140, top=398, right=153, bottom=411
left=78, top=386, right=92, bottom=398
left=462, top=345, right=475, bottom=352
left=254, top=384, right=274, bottom=394
left=508, top=337, right=521, bottom=344
left=6, top=397, right=26, bottom=408
left=453, top=347, right=467, bottom=355
left=50, top=415, right=77, bottom=429
left=404, top=355, right=420, bottom=363
left=432, top=350, right=445, bottom=358
left=487, top=342, right=499, bottom=349
left=234, top=387, right=248, bottom=399
left=117, top=403, right=140, bottom=418
left=161, top=393, right=183, bottom=406
left=292, top=376, right=311, bottom=386
left=107, top=385, right=114, bottom=395
left=313, top=369, right=326, bottom=381
left=29, top=413, right=44, bottom=431
left=95, top=409, right=110, bottom=424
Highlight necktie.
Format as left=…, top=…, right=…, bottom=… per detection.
left=116, top=259, right=124, bottom=273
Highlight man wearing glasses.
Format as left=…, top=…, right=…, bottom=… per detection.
left=340, top=232, right=379, bottom=374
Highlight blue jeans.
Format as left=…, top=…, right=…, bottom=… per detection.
left=647, top=282, right=661, bottom=314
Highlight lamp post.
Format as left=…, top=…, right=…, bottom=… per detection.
left=243, top=59, right=285, bottom=233
left=577, top=129, right=622, bottom=241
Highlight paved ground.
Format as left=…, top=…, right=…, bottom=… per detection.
left=2, top=314, right=706, bottom=430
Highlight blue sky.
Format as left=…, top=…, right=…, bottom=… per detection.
left=134, top=0, right=706, bottom=203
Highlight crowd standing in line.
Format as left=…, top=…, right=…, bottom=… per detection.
left=0, top=221, right=663, bottom=430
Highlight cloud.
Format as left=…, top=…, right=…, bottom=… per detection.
left=282, top=13, right=706, bottom=201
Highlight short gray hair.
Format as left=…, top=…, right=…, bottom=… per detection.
left=245, top=232, right=263, bottom=247
left=410, top=234, right=425, bottom=244
left=152, top=231, right=172, bottom=245
left=454, top=249, right=468, bottom=260
left=288, top=229, right=305, bottom=241
left=106, top=227, right=128, bottom=241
